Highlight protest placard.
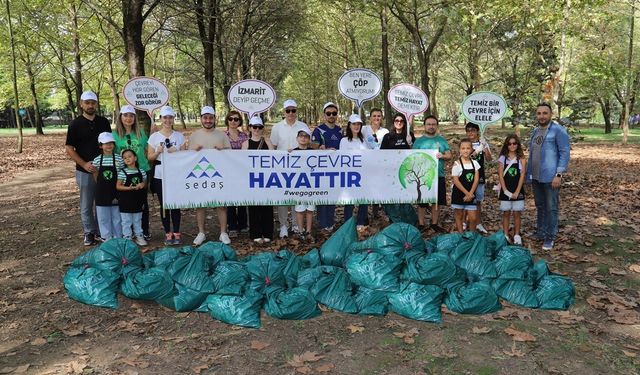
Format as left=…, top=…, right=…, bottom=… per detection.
left=461, top=91, right=507, bottom=133
left=228, top=79, right=276, bottom=118
left=122, top=77, right=170, bottom=117
left=387, top=83, right=429, bottom=131
left=338, top=68, right=382, bottom=109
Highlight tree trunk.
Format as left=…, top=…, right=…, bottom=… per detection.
left=6, top=0, right=23, bottom=152
left=622, top=0, right=635, bottom=144
left=26, top=63, right=44, bottom=135
left=70, top=3, right=83, bottom=115
left=599, top=98, right=612, bottom=134
left=195, top=0, right=217, bottom=107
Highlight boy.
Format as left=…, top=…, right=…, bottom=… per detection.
left=465, top=122, right=492, bottom=233
left=292, top=127, right=315, bottom=241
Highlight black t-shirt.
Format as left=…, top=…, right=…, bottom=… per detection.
left=65, top=115, right=111, bottom=172
left=380, top=132, right=416, bottom=150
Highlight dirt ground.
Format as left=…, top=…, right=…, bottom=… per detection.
left=0, top=133, right=639, bottom=375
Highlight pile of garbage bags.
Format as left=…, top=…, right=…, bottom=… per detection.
left=64, top=218, right=575, bottom=328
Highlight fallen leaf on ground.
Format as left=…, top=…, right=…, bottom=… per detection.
left=589, top=280, right=608, bottom=290
left=67, top=361, right=87, bottom=374
left=192, top=364, right=208, bottom=374
left=30, top=338, right=47, bottom=346
left=14, top=365, right=29, bottom=373
left=339, top=350, right=353, bottom=358
left=346, top=323, right=365, bottom=333
left=609, top=268, right=627, bottom=276
left=472, top=326, right=492, bottom=334
left=552, top=311, right=585, bottom=324
left=0, top=367, right=16, bottom=374
left=288, top=351, right=325, bottom=368
left=504, top=326, right=536, bottom=342
left=250, top=341, right=269, bottom=350
left=622, top=350, right=637, bottom=358
left=62, top=329, right=83, bottom=337
left=503, top=341, right=526, bottom=357
left=393, top=328, right=419, bottom=344
left=316, top=363, right=335, bottom=372
left=45, top=289, right=60, bottom=296
left=295, top=366, right=312, bottom=374
left=629, top=264, right=640, bottom=273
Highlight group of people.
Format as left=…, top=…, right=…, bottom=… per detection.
left=65, top=91, right=569, bottom=251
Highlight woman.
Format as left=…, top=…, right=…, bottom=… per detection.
left=339, top=114, right=372, bottom=230
left=225, top=111, right=249, bottom=237
left=112, top=104, right=151, bottom=240
left=380, top=112, right=415, bottom=150
left=147, top=106, right=187, bottom=246
left=242, top=116, right=274, bottom=243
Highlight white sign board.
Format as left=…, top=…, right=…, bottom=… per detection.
left=122, top=77, right=170, bottom=117
left=461, top=91, right=507, bottom=133
left=387, top=83, right=429, bottom=129
left=228, top=79, right=276, bottom=118
left=338, top=68, right=382, bottom=108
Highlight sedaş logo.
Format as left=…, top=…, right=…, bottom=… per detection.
left=187, top=156, right=222, bottom=178
left=185, top=156, right=224, bottom=190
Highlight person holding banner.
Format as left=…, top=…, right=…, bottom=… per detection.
left=451, top=138, right=481, bottom=232
left=412, top=115, right=451, bottom=233
left=362, top=108, right=389, bottom=149
left=147, top=106, right=187, bottom=246
left=270, top=99, right=308, bottom=238
left=465, top=122, right=492, bottom=234
left=339, top=114, right=372, bottom=230
left=189, top=106, right=232, bottom=246
left=225, top=110, right=249, bottom=238
left=311, top=102, right=343, bottom=232
left=293, top=127, right=315, bottom=241
left=380, top=113, right=415, bottom=150
left=242, top=116, right=274, bottom=243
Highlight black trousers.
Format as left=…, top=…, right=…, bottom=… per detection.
left=248, top=206, right=274, bottom=239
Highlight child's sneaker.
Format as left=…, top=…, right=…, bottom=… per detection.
left=298, top=231, right=306, bottom=241
left=135, top=236, right=148, bottom=246
left=476, top=224, right=488, bottom=234
left=513, top=234, right=522, bottom=245
left=164, top=233, right=174, bottom=246
left=173, top=233, right=182, bottom=245
left=229, top=230, right=238, bottom=238
left=193, top=232, right=206, bottom=246
left=83, top=233, right=96, bottom=246
left=542, top=239, right=554, bottom=251
left=279, top=225, right=288, bottom=238
left=219, top=232, right=231, bottom=245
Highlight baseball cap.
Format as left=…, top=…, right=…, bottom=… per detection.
left=80, top=91, right=98, bottom=101
left=323, top=102, right=338, bottom=111
left=283, top=99, right=297, bottom=109
left=160, top=106, right=176, bottom=117
left=120, top=104, right=136, bottom=115
left=98, top=132, right=115, bottom=144
left=249, top=116, right=264, bottom=126
left=201, top=106, right=215, bottom=115
left=348, top=114, right=363, bottom=124
left=297, top=126, right=312, bottom=137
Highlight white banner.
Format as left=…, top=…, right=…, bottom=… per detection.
left=161, top=150, right=439, bottom=209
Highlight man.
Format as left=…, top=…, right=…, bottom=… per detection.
left=527, top=103, right=570, bottom=251
left=189, top=106, right=232, bottom=245
left=465, top=122, right=492, bottom=234
left=270, top=99, right=307, bottom=238
left=65, top=91, right=112, bottom=246
left=311, top=102, right=342, bottom=232
left=362, top=108, right=389, bottom=149
left=412, top=115, right=451, bottom=233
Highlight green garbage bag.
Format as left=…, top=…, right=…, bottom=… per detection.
left=349, top=223, right=425, bottom=259
left=450, top=234, right=497, bottom=279
left=310, top=267, right=358, bottom=313
left=210, top=261, right=249, bottom=295
left=320, top=217, right=357, bottom=267
left=355, top=287, right=389, bottom=316
left=143, top=247, right=181, bottom=268
left=445, top=280, right=501, bottom=314
left=428, top=233, right=463, bottom=255
left=535, top=275, right=575, bottom=310
left=264, top=286, right=321, bottom=320
left=491, top=279, right=539, bottom=308
left=156, top=282, right=209, bottom=312
left=244, top=252, right=287, bottom=294
left=345, top=251, right=402, bottom=291
left=72, top=238, right=143, bottom=276
left=383, top=204, right=417, bottom=226
left=196, top=241, right=237, bottom=267
left=166, top=250, right=215, bottom=293
left=301, top=248, right=321, bottom=269
left=297, top=266, right=324, bottom=290
left=388, top=282, right=444, bottom=323
left=494, top=246, right=533, bottom=280
left=204, top=290, right=264, bottom=328
left=529, top=259, right=550, bottom=284
left=64, top=266, right=120, bottom=309
left=401, top=252, right=467, bottom=290
left=279, top=250, right=301, bottom=289
left=486, top=230, right=509, bottom=257
left=120, top=267, right=176, bottom=300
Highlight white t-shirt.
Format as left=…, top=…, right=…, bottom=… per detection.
left=148, top=130, right=185, bottom=179
left=339, top=137, right=371, bottom=151
left=362, top=125, right=389, bottom=149
left=270, top=119, right=307, bottom=151
left=451, top=159, right=481, bottom=177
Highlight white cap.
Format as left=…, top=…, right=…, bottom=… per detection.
left=323, top=102, right=337, bottom=111
left=201, top=106, right=215, bottom=115
left=283, top=99, right=297, bottom=109
left=249, top=116, right=263, bottom=126
left=98, top=132, right=115, bottom=144
left=348, top=114, right=363, bottom=124
left=120, top=104, right=136, bottom=115
left=297, top=126, right=312, bottom=137
left=159, top=106, right=175, bottom=117
left=80, top=91, right=98, bottom=101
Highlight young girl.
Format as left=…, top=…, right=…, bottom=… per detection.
left=147, top=106, right=187, bottom=246
left=497, top=134, right=526, bottom=245
left=117, top=149, right=148, bottom=246
left=293, top=128, right=315, bottom=241
left=339, top=114, right=372, bottom=230
left=225, top=110, right=249, bottom=237
left=93, top=132, right=124, bottom=240
left=451, top=138, right=480, bottom=232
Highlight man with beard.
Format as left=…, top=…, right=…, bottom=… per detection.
left=526, top=103, right=570, bottom=251
left=65, top=91, right=112, bottom=246
left=189, top=106, right=232, bottom=245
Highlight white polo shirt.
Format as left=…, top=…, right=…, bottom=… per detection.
left=270, top=119, right=307, bottom=151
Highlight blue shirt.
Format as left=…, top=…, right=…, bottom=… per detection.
left=312, top=124, right=342, bottom=149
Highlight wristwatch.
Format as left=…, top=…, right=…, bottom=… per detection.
left=555, top=173, right=562, bottom=178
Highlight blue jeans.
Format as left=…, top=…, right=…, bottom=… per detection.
left=344, top=204, right=368, bottom=226
left=75, top=171, right=98, bottom=235
left=317, top=205, right=336, bottom=229
left=96, top=205, right=122, bottom=240
left=121, top=212, right=143, bottom=238
left=531, top=180, right=560, bottom=241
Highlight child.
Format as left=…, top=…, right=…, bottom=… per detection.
left=465, top=122, right=492, bottom=233
left=93, top=132, right=124, bottom=240
left=292, top=127, right=315, bottom=241
left=117, top=149, right=148, bottom=246
left=451, top=138, right=480, bottom=233
left=497, top=135, right=526, bottom=245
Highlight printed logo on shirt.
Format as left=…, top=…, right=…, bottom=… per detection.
left=535, top=135, right=544, bottom=145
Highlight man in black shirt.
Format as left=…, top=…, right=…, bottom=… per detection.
left=65, top=91, right=112, bottom=245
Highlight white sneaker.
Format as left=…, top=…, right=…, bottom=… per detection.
left=219, top=232, right=231, bottom=244
left=135, top=236, right=148, bottom=246
left=477, top=224, right=488, bottom=234
left=357, top=225, right=366, bottom=231
left=193, top=232, right=206, bottom=246
left=463, top=222, right=467, bottom=231
left=513, top=234, right=522, bottom=245
left=292, top=224, right=299, bottom=233
left=279, top=225, right=288, bottom=238
left=263, top=237, right=271, bottom=243
left=253, top=238, right=264, bottom=244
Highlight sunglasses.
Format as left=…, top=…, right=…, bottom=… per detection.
left=394, top=119, right=404, bottom=123
left=325, top=111, right=338, bottom=116
left=126, top=134, right=132, bottom=146
left=285, top=109, right=297, bottom=114
left=228, top=117, right=241, bottom=122
left=250, top=126, right=264, bottom=130
left=508, top=142, right=518, bottom=146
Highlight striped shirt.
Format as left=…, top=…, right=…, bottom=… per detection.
left=117, top=167, right=147, bottom=183
left=92, top=154, right=125, bottom=170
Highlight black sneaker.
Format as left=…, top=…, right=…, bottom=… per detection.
left=430, top=224, right=447, bottom=234
left=83, top=233, right=96, bottom=246
left=94, top=235, right=106, bottom=243
left=143, top=233, right=152, bottom=241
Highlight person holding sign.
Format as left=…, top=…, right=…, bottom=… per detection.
left=311, top=102, right=343, bottom=232
left=147, top=106, right=187, bottom=246
left=526, top=103, right=570, bottom=251
left=189, top=106, right=232, bottom=246
left=270, top=99, right=308, bottom=238
left=465, top=122, right=492, bottom=234
left=362, top=108, right=389, bottom=149
left=225, top=111, right=249, bottom=238
left=412, top=116, right=451, bottom=233
left=380, top=113, right=415, bottom=150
